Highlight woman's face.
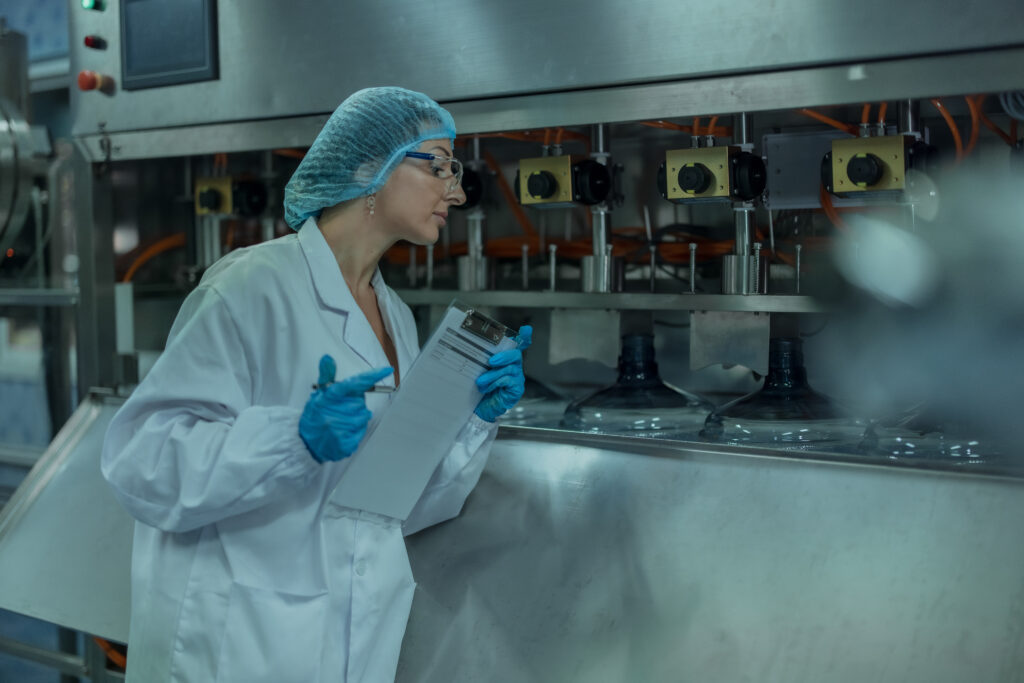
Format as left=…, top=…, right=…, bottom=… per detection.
left=375, top=138, right=466, bottom=246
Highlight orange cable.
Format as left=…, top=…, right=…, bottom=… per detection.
left=122, top=233, right=187, bottom=282
left=977, top=109, right=1015, bottom=147
left=877, top=102, right=888, bottom=124
left=93, top=637, right=127, bottom=670
left=860, top=103, right=871, bottom=125
left=797, top=108, right=859, bottom=136
left=929, top=98, right=964, bottom=161
left=819, top=184, right=847, bottom=230
left=692, top=117, right=702, bottom=136
left=706, top=116, right=719, bottom=137
left=965, top=95, right=982, bottom=156
left=273, top=148, right=307, bottom=159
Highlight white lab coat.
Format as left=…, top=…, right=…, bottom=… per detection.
left=101, top=219, right=498, bottom=682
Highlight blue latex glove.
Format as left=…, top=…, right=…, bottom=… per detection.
left=299, top=355, right=394, bottom=463
left=474, top=326, right=533, bottom=423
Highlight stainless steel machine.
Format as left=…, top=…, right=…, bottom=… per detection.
left=1, top=0, right=1023, bottom=679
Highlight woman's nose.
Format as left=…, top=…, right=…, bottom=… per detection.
left=447, top=183, right=467, bottom=206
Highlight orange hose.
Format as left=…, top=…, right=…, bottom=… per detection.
left=273, top=148, right=307, bottom=159
left=692, top=117, right=702, bottom=136
left=929, top=98, right=964, bottom=161
left=482, top=150, right=538, bottom=237
left=977, top=109, right=1016, bottom=147
left=860, top=103, right=871, bottom=125
left=122, top=233, right=187, bottom=282
left=819, top=184, right=847, bottom=230
left=964, top=95, right=982, bottom=156
left=706, top=116, right=719, bottom=137
left=93, top=637, right=127, bottom=670
left=640, top=120, right=693, bottom=133
left=877, top=102, right=888, bottom=124
left=798, top=108, right=859, bottom=136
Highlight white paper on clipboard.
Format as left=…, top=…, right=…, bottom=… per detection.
left=327, top=301, right=517, bottom=520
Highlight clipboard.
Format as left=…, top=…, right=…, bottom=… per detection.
left=327, top=300, right=518, bottom=520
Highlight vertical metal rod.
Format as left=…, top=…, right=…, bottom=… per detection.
left=733, top=113, right=752, bottom=146
left=604, top=244, right=614, bottom=293
left=768, top=210, right=776, bottom=253
left=521, top=244, right=529, bottom=290
left=426, top=244, right=434, bottom=289
left=751, top=242, right=762, bottom=294
left=795, top=243, right=803, bottom=294
left=649, top=245, right=657, bottom=293
left=734, top=207, right=753, bottom=294
left=689, top=242, right=697, bottom=293
left=548, top=244, right=557, bottom=291
left=592, top=207, right=609, bottom=292
left=898, top=99, right=920, bottom=137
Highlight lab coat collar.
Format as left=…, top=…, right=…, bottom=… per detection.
left=297, top=218, right=397, bottom=374
left=298, top=218, right=357, bottom=314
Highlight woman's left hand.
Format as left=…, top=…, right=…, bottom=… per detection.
left=474, top=326, right=532, bottom=423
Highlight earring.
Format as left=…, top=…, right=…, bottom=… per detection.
left=366, top=194, right=376, bottom=217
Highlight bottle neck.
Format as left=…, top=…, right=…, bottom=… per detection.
left=617, top=334, right=661, bottom=385
left=763, top=338, right=809, bottom=393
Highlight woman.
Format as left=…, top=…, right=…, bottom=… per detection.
left=102, top=86, right=530, bottom=682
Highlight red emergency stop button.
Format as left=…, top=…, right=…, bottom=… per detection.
left=77, top=70, right=112, bottom=92
left=84, top=35, right=107, bottom=49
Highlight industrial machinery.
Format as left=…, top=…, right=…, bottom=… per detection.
left=1, top=0, right=1024, bottom=679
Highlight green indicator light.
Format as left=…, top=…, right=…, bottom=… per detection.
left=81, top=0, right=105, bottom=10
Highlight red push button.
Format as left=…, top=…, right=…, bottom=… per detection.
left=77, top=70, right=112, bottom=92
left=84, top=35, right=107, bottom=49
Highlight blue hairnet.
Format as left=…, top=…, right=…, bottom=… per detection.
left=284, top=86, right=457, bottom=229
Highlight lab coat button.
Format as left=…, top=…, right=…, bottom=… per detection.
left=355, top=561, right=367, bottom=576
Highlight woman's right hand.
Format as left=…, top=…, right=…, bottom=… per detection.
left=299, top=355, right=393, bottom=463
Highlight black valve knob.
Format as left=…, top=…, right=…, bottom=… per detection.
left=731, top=152, right=767, bottom=201
left=232, top=181, right=268, bottom=217
left=527, top=170, right=558, bottom=199
left=677, top=163, right=712, bottom=193
left=846, top=153, right=885, bottom=187
left=572, top=159, right=611, bottom=205
left=198, top=188, right=222, bottom=211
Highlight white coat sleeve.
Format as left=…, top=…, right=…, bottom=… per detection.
left=101, top=284, right=320, bottom=534
left=402, top=414, right=498, bottom=536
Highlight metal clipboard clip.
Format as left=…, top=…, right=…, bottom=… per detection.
left=460, top=307, right=515, bottom=345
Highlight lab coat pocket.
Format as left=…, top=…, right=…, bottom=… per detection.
left=216, top=582, right=328, bottom=683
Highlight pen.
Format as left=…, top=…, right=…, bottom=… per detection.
left=311, top=382, right=396, bottom=393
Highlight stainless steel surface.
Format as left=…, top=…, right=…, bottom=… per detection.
left=72, top=47, right=1024, bottom=160
left=70, top=1, right=1024, bottom=136
left=0, top=392, right=132, bottom=642
left=395, top=289, right=827, bottom=312
left=399, top=429, right=1024, bottom=683
left=689, top=310, right=770, bottom=374
left=0, top=287, right=79, bottom=306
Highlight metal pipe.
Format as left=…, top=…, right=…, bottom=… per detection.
left=751, top=242, right=762, bottom=294
left=604, top=243, right=614, bottom=293
left=521, top=244, right=529, bottom=290
left=733, top=112, right=752, bottom=146
left=426, top=244, right=434, bottom=289
left=689, top=242, right=697, bottom=294
left=548, top=244, right=557, bottom=291
left=591, top=207, right=609, bottom=292
left=734, top=207, right=753, bottom=294
left=795, top=243, right=803, bottom=294
left=898, top=99, right=920, bottom=137
left=649, top=245, right=657, bottom=293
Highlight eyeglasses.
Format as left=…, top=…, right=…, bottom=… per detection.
left=404, top=152, right=464, bottom=192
